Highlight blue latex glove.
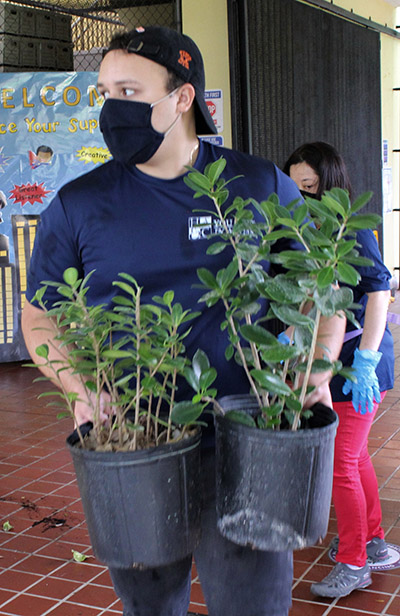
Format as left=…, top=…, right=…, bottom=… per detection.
left=342, top=348, right=382, bottom=414
left=277, top=332, right=291, bottom=345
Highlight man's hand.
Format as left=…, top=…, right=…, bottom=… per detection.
left=74, top=390, right=112, bottom=427
left=304, top=379, right=333, bottom=409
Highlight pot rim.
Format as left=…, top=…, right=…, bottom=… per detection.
left=215, top=397, right=338, bottom=439
left=66, top=426, right=201, bottom=461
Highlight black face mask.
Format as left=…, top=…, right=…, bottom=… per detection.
left=99, top=90, right=180, bottom=166
left=300, top=189, right=320, bottom=200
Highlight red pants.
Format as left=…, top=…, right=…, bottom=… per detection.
left=332, top=394, right=386, bottom=567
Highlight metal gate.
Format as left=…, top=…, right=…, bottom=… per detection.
left=0, top=0, right=181, bottom=72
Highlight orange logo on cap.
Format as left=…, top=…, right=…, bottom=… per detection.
left=178, top=50, right=192, bottom=70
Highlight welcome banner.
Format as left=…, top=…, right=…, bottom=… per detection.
left=0, top=71, right=109, bottom=361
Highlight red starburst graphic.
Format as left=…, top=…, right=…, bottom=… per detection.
left=9, top=182, right=52, bottom=206
left=206, top=101, right=216, bottom=116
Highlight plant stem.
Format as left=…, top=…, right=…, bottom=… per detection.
left=72, top=287, right=109, bottom=442
left=46, top=357, right=86, bottom=447
left=211, top=194, right=264, bottom=406
left=223, top=298, right=263, bottom=408
left=201, top=396, right=224, bottom=415
left=146, top=393, right=153, bottom=446
left=167, top=368, right=177, bottom=443
left=133, top=287, right=142, bottom=451
left=294, top=308, right=321, bottom=431
left=155, top=373, right=169, bottom=442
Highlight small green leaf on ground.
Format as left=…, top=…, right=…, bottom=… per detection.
left=71, top=549, right=90, bottom=562
left=3, top=521, right=13, bottom=532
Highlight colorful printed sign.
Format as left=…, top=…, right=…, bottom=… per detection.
left=200, top=135, right=224, bottom=146
left=204, top=89, right=223, bottom=133
left=0, top=71, right=108, bottom=362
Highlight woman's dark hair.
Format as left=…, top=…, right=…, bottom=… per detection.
left=282, top=141, right=353, bottom=199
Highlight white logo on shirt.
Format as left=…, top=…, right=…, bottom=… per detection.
left=188, top=216, right=234, bottom=240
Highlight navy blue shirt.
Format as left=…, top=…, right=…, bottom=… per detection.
left=26, top=140, right=302, bottom=402
left=330, top=228, right=394, bottom=401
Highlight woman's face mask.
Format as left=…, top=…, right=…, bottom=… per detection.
left=99, top=88, right=180, bottom=166
left=300, top=189, right=320, bottom=200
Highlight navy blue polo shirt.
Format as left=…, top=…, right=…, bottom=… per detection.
left=26, top=140, right=302, bottom=401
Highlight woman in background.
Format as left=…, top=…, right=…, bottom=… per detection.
left=283, top=142, right=394, bottom=598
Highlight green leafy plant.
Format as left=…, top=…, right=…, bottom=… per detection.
left=184, top=157, right=380, bottom=430
left=27, top=269, right=217, bottom=451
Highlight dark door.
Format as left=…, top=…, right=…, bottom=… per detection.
left=228, top=0, right=382, bottom=230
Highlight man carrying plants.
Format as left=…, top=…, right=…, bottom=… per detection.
left=22, top=26, right=345, bottom=616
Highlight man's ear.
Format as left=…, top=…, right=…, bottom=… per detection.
left=176, top=83, right=196, bottom=113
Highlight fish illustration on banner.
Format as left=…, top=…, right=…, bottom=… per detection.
left=0, top=71, right=111, bottom=362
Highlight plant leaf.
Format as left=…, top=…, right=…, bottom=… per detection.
left=170, top=401, right=204, bottom=425
left=317, top=267, right=335, bottom=288
left=250, top=370, right=294, bottom=396
left=71, top=549, right=89, bottom=563
left=346, top=213, right=381, bottom=230
left=207, top=157, right=227, bottom=185
left=207, top=242, right=227, bottom=255
left=197, top=268, right=218, bottom=289
left=284, top=398, right=302, bottom=412
left=292, top=202, right=308, bottom=226
left=336, top=263, right=360, bottom=286
left=257, top=277, right=305, bottom=303
left=260, top=344, right=299, bottom=362
left=35, top=344, right=49, bottom=359
left=192, top=349, right=211, bottom=380
left=63, top=267, right=79, bottom=286
left=225, top=410, right=257, bottom=427
left=199, top=367, right=217, bottom=390
left=102, top=349, right=132, bottom=359
left=240, top=324, right=277, bottom=346
left=349, top=191, right=373, bottom=214
left=270, top=304, right=313, bottom=327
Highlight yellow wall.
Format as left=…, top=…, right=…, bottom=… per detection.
left=182, top=0, right=400, bottom=272
left=181, top=0, right=232, bottom=148
left=324, top=0, right=395, bottom=24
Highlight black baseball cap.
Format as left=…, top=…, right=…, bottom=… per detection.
left=107, top=26, right=217, bottom=136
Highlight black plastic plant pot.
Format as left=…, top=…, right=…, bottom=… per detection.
left=67, top=428, right=202, bottom=569
left=215, top=395, right=338, bottom=552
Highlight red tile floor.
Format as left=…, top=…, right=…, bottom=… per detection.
left=1, top=295, right=400, bottom=615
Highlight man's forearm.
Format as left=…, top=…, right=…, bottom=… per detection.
left=21, top=300, right=85, bottom=395
left=22, top=301, right=121, bottom=426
